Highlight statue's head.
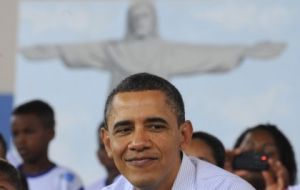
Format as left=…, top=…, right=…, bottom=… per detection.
left=126, top=0, right=158, bottom=40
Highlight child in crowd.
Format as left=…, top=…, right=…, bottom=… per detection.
left=226, top=124, right=297, bottom=190
left=11, top=100, right=84, bottom=190
left=183, top=131, right=225, bottom=168
left=0, top=133, right=7, bottom=159
left=86, top=122, right=119, bottom=190
left=0, top=158, right=22, bottom=190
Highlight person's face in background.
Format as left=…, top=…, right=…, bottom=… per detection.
left=0, top=141, right=6, bottom=159
left=234, top=129, right=280, bottom=190
left=128, top=2, right=156, bottom=39
left=0, top=175, right=17, bottom=190
left=183, top=139, right=217, bottom=165
left=97, top=136, right=119, bottom=177
left=11, top=114, right=53, bottom=164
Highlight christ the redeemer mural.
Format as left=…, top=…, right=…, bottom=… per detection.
left=22, top=1, right=286, bottom=91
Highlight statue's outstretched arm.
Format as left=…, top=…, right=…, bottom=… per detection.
left=164, top=43, right=247, bottom=75
left=21, top=45, right=61, bottom=60
left=244, top=42, right=286, bottom=59
left=164, top=41, right=285, bottom=76
left=21, top=42, right=110, bottom=69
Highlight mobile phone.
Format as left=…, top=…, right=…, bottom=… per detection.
left=233, top=152, right=269, bottom=171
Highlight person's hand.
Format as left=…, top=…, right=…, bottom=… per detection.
left=263, top=159, right=289, bottom=190
left=224, top=148, right=242, bottom=172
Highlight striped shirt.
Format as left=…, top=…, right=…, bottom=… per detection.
left=101, top=153, right=254, bottom=190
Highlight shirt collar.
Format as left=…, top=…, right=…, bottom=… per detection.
left=172, top=153, right=196, bottom=190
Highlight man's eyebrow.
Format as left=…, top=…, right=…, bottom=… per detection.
left=113, top=120, right=132, bottom=130
left=144, top=117, right=168, bottom=125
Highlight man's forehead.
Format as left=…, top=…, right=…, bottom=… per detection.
left=106, top=90, right=174, bottom=123
left=113, top=90, right=166, bottom=102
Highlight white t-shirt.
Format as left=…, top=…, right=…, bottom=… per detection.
left=101, top=153, right=254, bottom=190
left=23, top=165, right=84, bottom=190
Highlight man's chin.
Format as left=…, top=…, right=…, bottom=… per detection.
left=130, top=179, right=156, bottom=190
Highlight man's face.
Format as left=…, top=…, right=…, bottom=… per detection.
left=102, top=90, right=191, bottom=189
left=11, top=114, right=53, bottom=164
left=234, top=129, right=280, bottom=190
left=183, top=139, right=216, bottom=165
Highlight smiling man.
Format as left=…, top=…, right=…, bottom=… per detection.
left=101, top=72, right=254, bottom=190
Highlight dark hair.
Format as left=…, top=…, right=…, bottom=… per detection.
left=0, top=159, right=22, bottom=190
left=12, top=100, right=55, bottom=129
left=192, top=131, right=225, bottom=168
left=104, top=73, right=185, bottom=126
left=234, top=123, right=297, bottom=185
left=0, top=133, right=7, bottom=155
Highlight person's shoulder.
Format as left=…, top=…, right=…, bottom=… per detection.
left=53, top=165, right=84, bottom=190
left=191, top=157, right=255, bottom=190
left=101, top=176, right=132, bottom=190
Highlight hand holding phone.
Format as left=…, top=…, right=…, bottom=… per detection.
left=233, top=152, right=269, bottom=171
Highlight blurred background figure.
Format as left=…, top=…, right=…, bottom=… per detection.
left=225, top=124, right=297, bottom=190
left=11, top=100, right=84, bottom=190
left=0, top=159, right=22, bottom=190
left=86, top=122, right=119, bottom=190
left=183, top=131, right=225, bottom=168
left=1, top=134, right=29, bottom=190
left=0, top=133, right=7, bottom=159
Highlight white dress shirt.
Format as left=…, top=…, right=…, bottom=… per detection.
left=101, top=153, right=254, bottom=190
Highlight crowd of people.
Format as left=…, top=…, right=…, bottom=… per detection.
left=0, top=73, right=299, bottom=190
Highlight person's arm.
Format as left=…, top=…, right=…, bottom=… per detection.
left=224, top=148, right=242, bottom=172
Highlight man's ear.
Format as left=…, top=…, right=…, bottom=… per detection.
left=179, top=120, right=193, bottom=149
left=101, top=128, right=113, bottom=158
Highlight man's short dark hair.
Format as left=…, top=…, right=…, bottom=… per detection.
left=0, top=159, right=22, bottom=190
left=104, top=73, right=185, bottom=126
left=234, top=123, right=297, bottom=185
left=12, top=100, right=55, bottom=129
left=192, top=131, right=225, bottom=168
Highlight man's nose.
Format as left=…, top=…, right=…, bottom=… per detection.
left=128, top=128, right=151, bottom=152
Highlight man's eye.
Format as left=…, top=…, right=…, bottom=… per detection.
left=115, top=127, right=132, bottom=135
left=149, top=124, right=165, bottom=131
